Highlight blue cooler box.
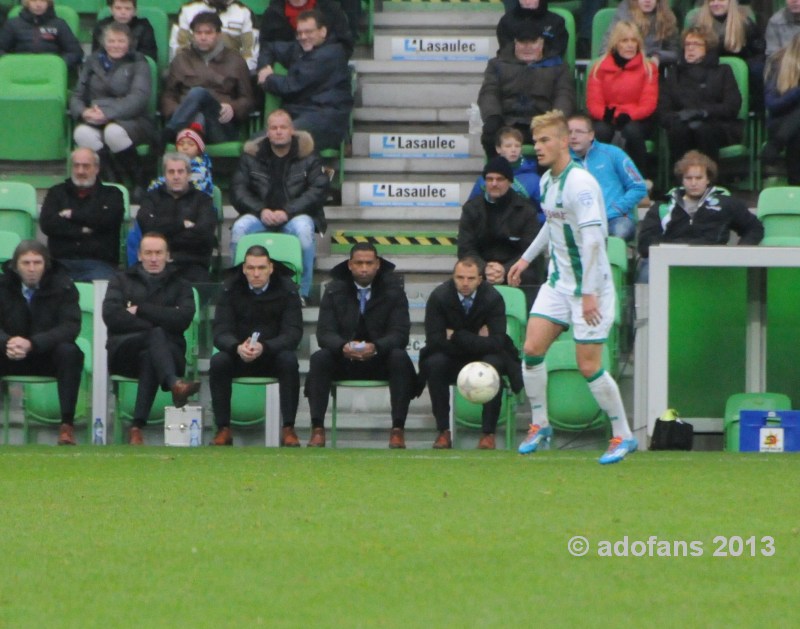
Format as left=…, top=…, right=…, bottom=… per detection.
left=739, top=410, right=800, bottom=452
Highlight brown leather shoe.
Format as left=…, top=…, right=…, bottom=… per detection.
left=389, top=427, right=406, bottom=449
left=171, top=379, right=200, bottom=408
left=477, top=433, right=496, bottom=450
left=129, top=426, right=144, bottom=445
left=57, top=423, right=76, bottom=446
left=307, top=427, right=326, bottom=447
left=433, top=430, right=452, bottom=449
left=210, top=426, right=233, bottom=446
left=281, top=426, right=300, bottom=447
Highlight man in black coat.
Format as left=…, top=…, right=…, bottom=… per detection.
left=259, top=0, right=353, bottom=58
left=209, top=244, right=303, bottom=446
left=0, top=241, right=84, bottom=445
left=39, top=148, right=125, bottom=282
left=304, top=243, right=416, bottom=448
left=417, top=256, right=523, bottom=450
left=136, top=152, right=217, bottom=283
left=102, top=233, right=199, bottom=445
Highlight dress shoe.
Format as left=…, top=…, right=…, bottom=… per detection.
left=281, top=426, right=300, bottom=447
left=57, top=423, right=76, bottom=446
left=389, top=427, right=406, bottom=449
left=307, top=427, right=326, bottom=447
left=477, top=433, right=496, bottom=450
left=433, top=429, right=452, bottom=449
left=210, top=426, right=233, bottom=446
left=129, top=426, right=144, bottom=445
left=171, top=379, right=200, bottom=408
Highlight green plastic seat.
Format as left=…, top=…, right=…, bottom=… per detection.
left=330, top=380, right=391, bottom=448
left=0, top=230, right=21, bottom=263
left=591, top=7, right=617, bottom=58
left=723, top=392, right=792, bottom=452
left=234, top=232, right=303, bottom=287
left=757, top=187, right=800, bottom=246
left=0, top=181, right=38, bottom=240
left=0, top=55, right=68, bottom=161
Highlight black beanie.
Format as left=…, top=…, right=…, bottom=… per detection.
left=483, top=156, right=514, bottom=182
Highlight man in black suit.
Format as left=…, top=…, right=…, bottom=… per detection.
left=417, top=255, right=522, bottom=450
left=305, top=243, right=416, bottom=448
left=209, top=244, right=303, bottom=447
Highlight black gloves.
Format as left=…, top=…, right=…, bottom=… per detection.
left=603, top=106, right=616, bottom=124
left=677, top=109, right=707, bottom=123
left=615, top=112, right=631, bottom=126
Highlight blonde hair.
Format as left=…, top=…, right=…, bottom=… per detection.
left=628, top=0, right=677, bottom=43
left=694, top=0, right=748, bottom=54
left=531, top=109, right=568, bottom=136
left=768, top=32, right=800, bottom=94
left=595, top=20, right=654, bottom=80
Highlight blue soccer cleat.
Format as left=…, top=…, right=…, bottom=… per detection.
left=518, top=423, right=552, bottom=454
left=598, top=436, right=638, bottom=464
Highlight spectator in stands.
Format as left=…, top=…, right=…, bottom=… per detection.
left=587, top=20, right=658, bottom=178
left=458, top=156, right=543, bottom=289
left=658, top=25, right=742, bottom=166
left=135, top=153, right=217, bottom=282
left=304, top=243, right=416, bottom=448
left=39, top=148, right=125, bottom=282
left=637, top=150, right=763, bottom=282
left=259, top=0, right=354, bottom=59
left=149, top=125, right=214, bottom=197
left=103, top=233, right=199, bottom=445
left=161, top=11, right=255, bottom=147
left=209, top=244, right=303, bottom=446
left=0, top=240, right=84, bottom=446
left=602, top=0, right=679, bottom=68
left=763, top=32, right=800, bottom=183
left=765, top=0, right=800, bottom=58
left=70, top=22, right=153, bottom=203
left=496, top=0, right=568, bottom=60
left=478, top=21, right=575, bottom=157
left=568, top=114, right=647, bottom=242
left=416, top=256, right=524, bottom=450
left=0, top=0, right=82, bottom=69
left=170, top=0, right=258, bottom=72
left=91, top=0, right=157, bottom=61
left=469, top=127, right=541, bottom=222
left=257, top=9, right=353, bottom=152
left=230, top=109, right=329, bottom=306
left=690, top=0, right=765, bottom=109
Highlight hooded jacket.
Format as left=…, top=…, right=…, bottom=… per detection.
left=316, top=256, right=410, bottom=357
left=0, top=5, right=83, bottom=68
left=0, top=259, right=80, bottom=354
left=496, top=0, right=568, bottom=59
left=231, top=130, right=329, bottom=233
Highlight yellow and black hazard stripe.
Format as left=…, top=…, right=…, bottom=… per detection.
left=330, top=231, right=458, bottom=254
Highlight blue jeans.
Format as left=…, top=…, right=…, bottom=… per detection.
left=60, top=258, right=118, bottom=281
left=230, top=213, right=316, bottom=298
left=166, top=87, right=238, bottom=143
left=608, top=215, right=636, bottom=242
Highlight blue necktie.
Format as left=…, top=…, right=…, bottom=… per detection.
left=462, top=296, right=473, bottom=314
left=23, top=286, right=34, bottom=305
left=358, top=287, right=369, bottom=314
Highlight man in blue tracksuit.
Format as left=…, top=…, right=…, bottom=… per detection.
left=567, top=114, right=647, bottom=242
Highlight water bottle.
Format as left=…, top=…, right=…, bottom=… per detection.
left=189, top=418, right=200, bottom=447
left=467, top=103, right=482, bottom=136
left=93, top=417, right=104, bottom=445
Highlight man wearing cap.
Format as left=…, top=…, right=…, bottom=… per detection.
left=478, top=20, right=575, bottom=157
left=457, top=156, right=543, bottom=289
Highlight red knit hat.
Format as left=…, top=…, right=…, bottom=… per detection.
left=176, top=124, right=206, bottom=153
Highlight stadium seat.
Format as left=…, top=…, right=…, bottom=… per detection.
left=757, top=187, right=800, bottom=246
left=330, top=380, right=390, bottom=448
left=8, top=4, right=79, bottom=34
left=449, top=285, right=528, bottom=450
left=591, top=7, right=616, bottom=59
left=0, top=181, right=38, bottom=240
left=723, top=392, right=791, bottom=452
left=0, top=230, right=21, bottom=263
left=138, top=0, right=184, bottom=16
left=111, top=289, right=201, bottom=444
left=0, top=55, right=68, bottom=161
left=549, top=6, right=576, bottom=70
left=234, top=232, right=303, bottom=287
left=718, top=56, right=757, bottom=190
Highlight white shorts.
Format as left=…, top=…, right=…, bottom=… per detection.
left=530, top=282, right=616, bottom=343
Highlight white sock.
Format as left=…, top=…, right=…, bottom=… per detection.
left=587, top=370, right=632, bottom=440
left=522, top=361, right=549, bottom=427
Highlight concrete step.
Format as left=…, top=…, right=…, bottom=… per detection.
left=353, top=59, right=487, bottom=74
left=372, top=34, right=495, bottom=62
left=353, top=106, right=471, bottom=125
left=352, top=131, right=482, bottom=158
left=342, top=179, right=476, bottom=206
left=326, top=204, right=462, bottom=222
left=361, top=79, right=481, bottom=108
left=344, top=156, right=485, bottom=174
left=374, top=10, right=501, bottom=28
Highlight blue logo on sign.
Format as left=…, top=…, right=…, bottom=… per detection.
left=372, top=184, right=386, bottom=197
left=404, top=39, right=417, bottom=52
left=382, top=136, right=397, bottom=149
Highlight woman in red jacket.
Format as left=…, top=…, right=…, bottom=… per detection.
left=586, top=20, right=658, bottom=177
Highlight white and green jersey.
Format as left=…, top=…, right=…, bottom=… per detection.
left=539, top=162, right=610, bottom=296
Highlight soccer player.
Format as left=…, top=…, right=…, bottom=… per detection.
left=508, top=110, right=636, bottom=464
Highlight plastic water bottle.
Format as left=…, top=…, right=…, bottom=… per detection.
left=93, top=417, right=104, bottom=445
left=468, top=103, right=482, bottom=136
left=189, top=419, right=200, bottom=447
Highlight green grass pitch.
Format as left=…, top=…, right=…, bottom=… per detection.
left=1, top=447, right=798, bottom=628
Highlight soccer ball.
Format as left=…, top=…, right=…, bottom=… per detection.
left=457, top=362, right=501, bottom=404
